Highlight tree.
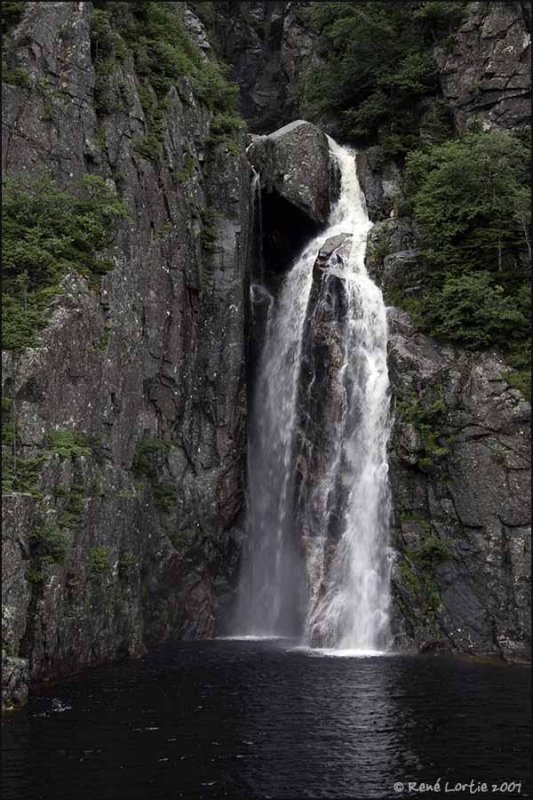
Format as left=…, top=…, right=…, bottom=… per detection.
left=405, top=130, right=531, bottom=279
left=300, top=1, right=466, bottom=155
left=423, top=273, right=530, bottom=349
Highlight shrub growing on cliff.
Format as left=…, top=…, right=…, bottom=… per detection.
left=400, top=130, right=531, bottom=392
left=423, top=274, right=530, bottom=350
left=30, top=524, right=69, bottom=566
left=91, top=1, right=243, bottom=161
left=90, top=546, right=111, bottom=575
left=132, top=436, right=170, bottom=480
left=47, top=430, right=93, bottom=459
left=2, top=454, right=46, bottom=496
left=208, top=112, right=247, bottom=154
left=404, top=130, right=531, bottom=275
left=2, top=173, right=128, bottom=351
left=1, top=2, right=26, bottom=35
left=153, top=481, right=177, bottom=513
left=396, top=386, right=449, bottom=469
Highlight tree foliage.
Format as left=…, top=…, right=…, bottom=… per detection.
left=2, top=174, right=128, bottom=351
left=404, top=130, right=531, bottom=276
left=401, top=130, right=530, bottom=391
left=90, top=1, right=243, bottom=159
left=1, top=2, right=26, bottom=35
left=300, top=1, right=466, bottom=156
left=424, top=273, right=530, bottom=349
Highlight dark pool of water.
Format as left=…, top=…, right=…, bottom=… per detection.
left=1, top=640, right=530, bottom=799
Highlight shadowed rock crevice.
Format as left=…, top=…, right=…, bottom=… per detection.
left=260, top=187, right=321, bottom=283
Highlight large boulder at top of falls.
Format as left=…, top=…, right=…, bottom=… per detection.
left=247, top=120, right=336, bottom=225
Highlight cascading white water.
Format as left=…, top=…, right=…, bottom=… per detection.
left=234, top=236, right=316, bottom=636
left=234, top=137, right=392, bottom=651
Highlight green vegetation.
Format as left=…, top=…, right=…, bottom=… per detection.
left=118, top=552, right=138, bottom=579
left=397, top=385, right=449, bottom=469
left=94, top=123, right=108, bottom=152
left=2, top=454, right=46, bottom=496
left=399, top=560, right=442, bottom=617
left=155, top=221, right=173, bottom=239
left=90, top=545, right=111, bottom=575
left=404, top=131, right=530, bottom=276
left=505, top=364, right=531, bottom=401
left=177, top=152, right=196, bottom=183
left=90, top=1, right=244, bottom=162
left=208, top=112, right=247, bottom=154
left=58, top=488, right=85, bottom=530
left=408, top=534, right=450, bottom=567
left=98, top=321, right=112, bottom=351
left=26, top=568, right=45, bottom=585
left=132, top=435, right=177, bottom=513
left=1, top=2, right=26, bottom=35
left=2, top=5, right=31, bottom=90
left=58, top=18, right=76, bottom=42
left=153, top=480, right=177, bottom=512
left=2, top=65, right=31, bottom=88
left=2, top=397, right=16, bottom=449
left=30, top=524, right=69, bottom=566
left=2, top=173, right=128, bottom=351
left=399, top=130, right=531, bottom=394
left=134, top=129, right=164, bottom=162
left=132, top=435, right=170, bottom=479
left=35, top=79, right=72, bottom=124
left=200, top=207, right=221, bottom=251
left=423, top=274, right=529, bottom=351
left=300, top=1, right=465, bottom=157
left=399, top=528, right=450, bottom=620
left=47, top=430, right=92, bottom=459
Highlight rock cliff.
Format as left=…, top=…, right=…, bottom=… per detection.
left=361, top=1, right=531, bottom=659
left=387, top=310, right=530, bottom=659
left=203, top=0, right=316, bottom=133
left=230, top=1, right=531, bottom=660
left=435, top=0, right=530, bottom=133
left=2, top=1, right=252, bottom=707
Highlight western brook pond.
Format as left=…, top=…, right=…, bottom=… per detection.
left=2, top=639, right=530, bottom=799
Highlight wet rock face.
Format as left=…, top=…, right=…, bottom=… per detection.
left=2, top=2, right=251, bottom=707
left=212, top=1, right=316, bottom=133
left=386, top=311, right=531, bottom=661
left=356, top=148, right=402, bottom=223
left=296, top=235, right=353, bottom=540
left=259, top=188, right=320, bottom=281
left=435, top=1, right=531, bottom=133
left=365, top=218, right=423, bottom=301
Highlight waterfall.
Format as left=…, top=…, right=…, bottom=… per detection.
left=234, top=137, right=392, bottom=652
left=251, top=167, right=265, bottom=286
